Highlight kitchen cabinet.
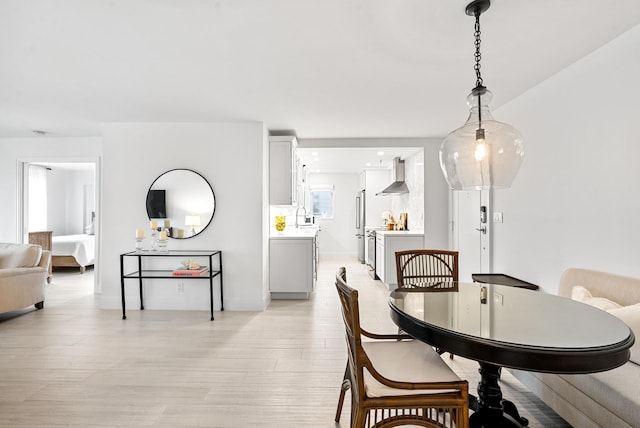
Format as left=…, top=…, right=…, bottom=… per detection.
left=376, top=233, right=385, bottom=281
left=375, top=231, right=424, bottom=290
left=269, top=135, right=298, bottom=205
left=270, top=229, right=318, bottom=298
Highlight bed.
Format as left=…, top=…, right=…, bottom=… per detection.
left=51, top=234, right=95, bottom=273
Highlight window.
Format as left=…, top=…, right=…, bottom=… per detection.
left=311, top=188, right=334, bottom=219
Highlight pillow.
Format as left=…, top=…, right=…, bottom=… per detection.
left=608, top=303, right=640, bottom=365
left=570, top=285, right=622, bottom=311
left=0, top=244, right=42, bottom=269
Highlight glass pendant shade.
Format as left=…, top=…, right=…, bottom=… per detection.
left=439, top=89, right=524, bottom=190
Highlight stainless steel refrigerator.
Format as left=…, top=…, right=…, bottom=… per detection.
left=355, top=190, right=365, bottom=263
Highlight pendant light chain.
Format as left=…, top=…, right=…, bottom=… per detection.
left=473, top=10, right=485, bottom=131
left=474, top=12, right=483, bottom=89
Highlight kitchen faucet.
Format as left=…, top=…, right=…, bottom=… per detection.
left=295, top=205, right=307, bottom=228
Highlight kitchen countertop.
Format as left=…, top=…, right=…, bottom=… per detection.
left=375, top=230, right=424, bottom=237
left=270, top=226, right=320, bottom=238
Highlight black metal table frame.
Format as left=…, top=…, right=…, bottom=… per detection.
left=120, top=250, right=223, bottom=321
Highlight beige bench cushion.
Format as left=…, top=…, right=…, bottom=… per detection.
left=608, top=303, right=640, bottom=365
left=560, top=362, right=640, bottom=427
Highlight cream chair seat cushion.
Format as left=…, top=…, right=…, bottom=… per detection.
left=362, top=340, right=461, bottom=397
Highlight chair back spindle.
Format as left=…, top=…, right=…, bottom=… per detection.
left=396, top=249, right=459, bottom=289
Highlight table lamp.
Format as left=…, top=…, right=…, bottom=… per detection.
left=185, top=215, right=201, bottom=237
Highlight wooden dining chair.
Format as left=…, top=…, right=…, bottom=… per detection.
left=395, top=249, right=459, bottom=360
left=395, top=249, right=459, bottom=289
left=334, top=267, right=469, bottom=428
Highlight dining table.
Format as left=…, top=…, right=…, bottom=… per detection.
left=389, top=282, right=634, bottom=428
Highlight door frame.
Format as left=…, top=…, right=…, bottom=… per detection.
left=17, top=156, right=102, bottom=294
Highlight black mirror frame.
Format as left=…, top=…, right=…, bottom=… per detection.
left=146, top=168, right=216, bottom=239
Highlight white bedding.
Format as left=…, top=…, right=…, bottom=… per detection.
left=52, top=234, right=95, bottom=267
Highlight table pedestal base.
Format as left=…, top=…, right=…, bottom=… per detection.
left=469, top=362, right=529, bottom=428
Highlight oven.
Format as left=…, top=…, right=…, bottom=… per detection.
left=366, top=230, right=377, bottom=279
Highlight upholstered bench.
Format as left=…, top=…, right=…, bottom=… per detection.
left=509, top=268, right=640, bottom=428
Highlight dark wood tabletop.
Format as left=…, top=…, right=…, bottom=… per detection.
left=389, top=282, right=633, bottom=374
left=390, top=282, right=634, bottom=427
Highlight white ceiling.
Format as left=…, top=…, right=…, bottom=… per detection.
left=2, top=0, right=640, bottom=143
left=297, top=146, right=422, bottom=174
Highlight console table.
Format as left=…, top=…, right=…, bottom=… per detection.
left=120, top=250, right=223, bottom=321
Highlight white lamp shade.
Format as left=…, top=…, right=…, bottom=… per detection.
left=184, top=215, right=201, bottom=226
left=439, top=90, right=524, bottom=190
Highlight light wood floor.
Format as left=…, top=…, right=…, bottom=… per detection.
left=0, top=258, right=571, bottom=427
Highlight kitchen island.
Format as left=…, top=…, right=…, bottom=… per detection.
left=269, top=226, right=319, bottom=299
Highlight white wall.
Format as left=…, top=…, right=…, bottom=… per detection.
left=0, top=124, right=269, bottom=312
left=0, top=137, right=102, bottom=243
left=423, top=140, right=449, bottom=249
left=307, top=172, right=358, bottom=257
left=101, top=122, right=269, bottom=311
left=46, top=169, right=67, bottom=234
left=491, top=24, right=640, bottom=293
left=362, top=169, right=391, bottom=228
left=47, top=169, right=94, bottom=235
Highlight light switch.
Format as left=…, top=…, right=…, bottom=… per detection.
left=493, top=212, right=503, bottom=223
left=494, top=292, right=504, bottom=306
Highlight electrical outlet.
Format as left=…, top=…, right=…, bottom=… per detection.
left=493, top=212, right=503, bottom=223
left=177, top=283, right=184, bottom=293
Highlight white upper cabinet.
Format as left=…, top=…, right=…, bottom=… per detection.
left=269, top=135, right=298, bottom=205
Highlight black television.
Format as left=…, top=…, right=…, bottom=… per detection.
left=146, top=189, right=167, bottom=219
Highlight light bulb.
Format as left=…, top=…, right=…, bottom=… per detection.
left=474, top=141, right=487, bottom=161
left=474, top=128, right=487, bottom=161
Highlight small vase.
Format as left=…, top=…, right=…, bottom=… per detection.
left=150, top=229, right=158, bottom=251
left=275, top=215, right=286, bottom=232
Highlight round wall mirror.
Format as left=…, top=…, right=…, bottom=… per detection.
left=146, top=169, right=216, bottom=239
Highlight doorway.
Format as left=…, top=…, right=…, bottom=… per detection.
left=19, top=159, right=100, bottom=294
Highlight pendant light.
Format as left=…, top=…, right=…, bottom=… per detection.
left=439, top=0, right=524, bottom=190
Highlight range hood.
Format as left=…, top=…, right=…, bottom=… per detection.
left=376, top=157, right=409, bottom=195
